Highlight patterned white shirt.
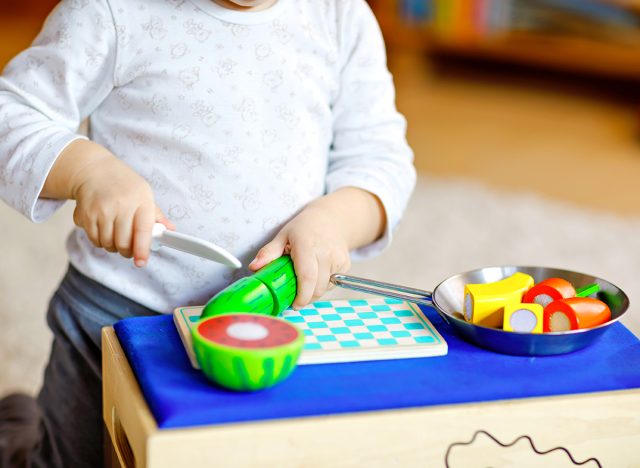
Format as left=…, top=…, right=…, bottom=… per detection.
left=0, top=0, right=416, bottom=312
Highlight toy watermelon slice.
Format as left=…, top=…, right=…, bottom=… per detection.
left=192, top=313, right=304, bottom=391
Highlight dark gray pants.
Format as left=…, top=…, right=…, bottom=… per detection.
left=0, top=265, right=158, bottom=467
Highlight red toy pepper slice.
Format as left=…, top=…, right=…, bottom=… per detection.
left=523, top=277, right=576, bottom=307
left=543, top=297, right=611, bottom=332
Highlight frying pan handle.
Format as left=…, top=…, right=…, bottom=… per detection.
left=330, top=274, right=434, bottom=307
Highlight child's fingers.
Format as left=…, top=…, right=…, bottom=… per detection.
left=132, top=204, right=156, bottom=267
left=290, top=241, right=318, bottom=309
left=74, top=206, right=100, bottom=248
left=156, top=207, right=175, bottom=231
left=114, top=213, right=134, bottom=258
left=97, top=215, right=117, bottom=253
left=313, top=254, right=331, bottom=301
left=248, top=231, right=288, bottom=271
left=73, top=207, right=100, bottom=247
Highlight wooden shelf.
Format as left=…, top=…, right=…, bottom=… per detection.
left=0, top=0, right=59, bottom=17
left=0, top=18, right=46, bottom=68
left=427, top=32, right=640, bottom=81
left=370, top=0, right=640, bottom=81
left=0, top=1, right=60, bottom=67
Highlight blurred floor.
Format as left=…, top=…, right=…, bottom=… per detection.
left=390, top=50, right=640, bottom=216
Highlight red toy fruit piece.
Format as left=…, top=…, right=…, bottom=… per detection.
left=543, top=297, right=611, bottom=332
left=197, top=314, right=300, bottom=349
left=523, top=278, right=576, bottom=308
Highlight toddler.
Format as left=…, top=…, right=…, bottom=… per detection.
left=0, top=0, right=415, bottom=466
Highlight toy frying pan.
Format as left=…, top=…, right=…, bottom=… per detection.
left=331, top=266, right=630, bottom=356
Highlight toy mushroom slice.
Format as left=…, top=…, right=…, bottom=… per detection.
left=543, top=297, right=612, bottom=332
left=192, top=313, right=304, bottom=391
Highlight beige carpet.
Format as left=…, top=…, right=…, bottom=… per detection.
left=1, top=176, right=638, bottom=396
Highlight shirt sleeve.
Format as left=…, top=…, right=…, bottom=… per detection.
left=326, top=0, right=417, bottom=260
left=0, top=0, right=118, bottom=223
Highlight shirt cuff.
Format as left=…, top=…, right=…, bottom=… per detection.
left=30, top=134, right=88, bottom=223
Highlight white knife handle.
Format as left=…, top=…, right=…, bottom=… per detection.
left=150, top=223, right=167, bottom=252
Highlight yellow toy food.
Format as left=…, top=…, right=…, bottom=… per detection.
left=464, top=273, right=534, bottom=328
left=503, top=303, right=544, bottom=333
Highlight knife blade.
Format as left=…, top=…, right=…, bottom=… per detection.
left=151, top=223, right=242, bottom=269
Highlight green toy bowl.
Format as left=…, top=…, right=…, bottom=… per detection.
left=192, top=313, right=304, bottom=392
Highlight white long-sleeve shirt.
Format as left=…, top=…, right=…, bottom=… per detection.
left=0, top=0, right=416, bottom=312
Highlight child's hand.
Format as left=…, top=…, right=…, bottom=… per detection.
left=248, top=187, right=386, bottom=308
left=248, top=204, right=351, bottom=308
left=42, top=140, right=173, bottom=267
left=71, top=155, right=173, bottom=267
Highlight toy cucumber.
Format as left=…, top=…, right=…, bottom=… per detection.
left=253, top=255, right=297, bottom=314
left=192, top=313, right=304, bottom=391
left=202, top=256, right=297, bottom=319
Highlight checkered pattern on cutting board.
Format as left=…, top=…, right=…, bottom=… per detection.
left=281, top=298, right=446, bottom=364
left=173, top=298, right=447, bottom=367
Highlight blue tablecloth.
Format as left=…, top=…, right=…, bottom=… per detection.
left=113, top=306, right=640, bottom=429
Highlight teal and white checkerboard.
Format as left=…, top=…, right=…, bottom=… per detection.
left=282, top=298, right=447, bottom=364
left=173, top=298, right=447, bottom=367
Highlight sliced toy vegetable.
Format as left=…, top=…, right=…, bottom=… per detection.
left=543, top=297, right=611, bottom=332
left=523, top=277, right=575, bottom=307
left=201, top=256, right=297, bottom=319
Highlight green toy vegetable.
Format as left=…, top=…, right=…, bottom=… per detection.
left=201, top=256, right=297, bottom=319
left=195, top=256, right=301, bottom=391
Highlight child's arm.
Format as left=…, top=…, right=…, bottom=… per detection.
left=41, top=139, right=172, bottom=267
left=249, top=187, right=385, bottom=308
left=0, top=0, right=166, bottom=265
left=251, top=0, right=415, bottom=308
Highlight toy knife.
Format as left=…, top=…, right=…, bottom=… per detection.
left=151, top=223, right=242, bottom=269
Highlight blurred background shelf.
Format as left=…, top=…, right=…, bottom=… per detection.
left=0, top=0, right=57, bottom=66
left=370, top=0, right=640, bottom=81
left=1, top=0, right=58, bottom=16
